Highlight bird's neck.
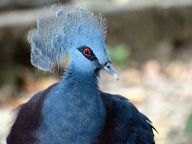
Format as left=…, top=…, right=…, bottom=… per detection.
left=38, top=66, right=106, bottom=144
left=62, top=64, right=98, bottom=90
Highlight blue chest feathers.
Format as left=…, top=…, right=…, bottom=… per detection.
left=36, top=79, right=106, bottom=144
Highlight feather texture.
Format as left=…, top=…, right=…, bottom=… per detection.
left=7, top=84, right=57, bottom=144
left=28, top=6, right=106, bottom=72
left=94, top=92, right=155, bottom=144
left=7, top=85, right=156, bottom=144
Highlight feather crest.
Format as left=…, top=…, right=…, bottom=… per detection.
left=28, top=5, right=107, bottom=72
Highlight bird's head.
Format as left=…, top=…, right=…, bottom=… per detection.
left=28, top=6, right=118, bottom=80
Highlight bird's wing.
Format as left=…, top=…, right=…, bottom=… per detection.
left=7, top=83, right=57, bottom=144
left=95, top=92, right=156, bottom=144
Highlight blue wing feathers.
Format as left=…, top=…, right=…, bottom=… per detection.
left=7, top=84, right=57, bottom=144
left=96, top=92, right=155, bottom=144
left=7, top=86, right=155, bottom=144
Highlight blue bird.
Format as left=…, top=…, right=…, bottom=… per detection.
left=7, top=6, right=156, bottom=144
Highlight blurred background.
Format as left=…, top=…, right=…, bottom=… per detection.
left=1, top=0, right=192, bottom=143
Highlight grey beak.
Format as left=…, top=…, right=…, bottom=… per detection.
left=103, top=62, right=119, bottom=80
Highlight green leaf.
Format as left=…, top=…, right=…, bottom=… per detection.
left=108, top=45, right=130, bottom=67
left=185, top=113, right=192, bottom=135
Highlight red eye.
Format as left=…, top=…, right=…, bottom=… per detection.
left=83, top=48, right=91, bottom=57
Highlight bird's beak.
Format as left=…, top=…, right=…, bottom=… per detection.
left=103, top=62, right=119, bottom=80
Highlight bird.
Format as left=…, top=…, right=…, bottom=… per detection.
left=7, top=5, right=156, bottom=144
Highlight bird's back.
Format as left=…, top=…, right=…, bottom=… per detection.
left=94, top=92, right=156, bottom=144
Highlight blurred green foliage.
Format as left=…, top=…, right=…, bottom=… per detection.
left=185, top=113, right=192, bottom=135
left=108, top=45, right=130, bottom=68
